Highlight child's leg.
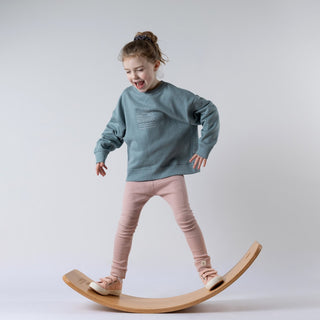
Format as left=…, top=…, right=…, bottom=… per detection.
left=155, top=175, right=213, bottom=273
left=110, top=181, right=152, bottom=279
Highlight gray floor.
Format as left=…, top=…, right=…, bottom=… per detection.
left=1, top=293, right=319, bottom=320
left=2, top=275, right=319, bottom=320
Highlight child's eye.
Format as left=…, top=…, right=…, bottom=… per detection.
left=126, top=71, right=131, bottom=74
left=137, top=69, right=144, bottom=72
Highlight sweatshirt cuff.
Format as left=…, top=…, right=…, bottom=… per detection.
left=94, top=151, right=109, bottom=164
left=196, top=144, right=212, bottom=159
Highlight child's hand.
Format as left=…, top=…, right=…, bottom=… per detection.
left=96, top=162, right=108, bottom=177
left=189, top=154, right=207, bottom=170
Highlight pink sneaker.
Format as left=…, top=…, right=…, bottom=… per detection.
left=200, top=269, right=224, bottom=290
left=89, top=275, right=122, bottom=296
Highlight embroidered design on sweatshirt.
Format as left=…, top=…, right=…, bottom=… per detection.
left=136, top=110, right=165, bottom=129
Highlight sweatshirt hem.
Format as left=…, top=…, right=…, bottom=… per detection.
left=126, top=164, right=200, bottom=182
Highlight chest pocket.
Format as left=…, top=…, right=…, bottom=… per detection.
left=136, top=110, right=165, bottom=129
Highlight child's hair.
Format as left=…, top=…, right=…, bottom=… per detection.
left=119, top=31, right=168, bottom=65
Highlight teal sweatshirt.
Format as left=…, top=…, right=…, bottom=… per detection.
left=94, top=81, right=220, bottom=181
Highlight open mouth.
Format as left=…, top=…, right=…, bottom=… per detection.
left=134, top=80, right=145, bottom=90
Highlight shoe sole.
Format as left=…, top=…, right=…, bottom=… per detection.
left=89, top=281, right=121, bottom=296
left=205, top=276, right=224, bottom=290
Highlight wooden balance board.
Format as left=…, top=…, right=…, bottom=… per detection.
left=63, top=241, right=262, bottom=313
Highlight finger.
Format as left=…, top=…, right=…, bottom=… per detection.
left=192, top=156, right=197, bottom=168
left=97, top=165, right=103, bottom=175
left=189, top=154, right=197, bottom=162
left=203, top=159, right=207, bottom=167
left=197, top=158, right=204, bottom=170
left=100, top=167, right=106, bottom=176
left=193, top=156, right=200, bottom=169
left=96, top=163, right=106, bottom=176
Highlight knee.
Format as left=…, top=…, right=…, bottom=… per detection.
left=175, top=211, right=198, bottom=232
left=118, top=212, right=140, bottom=234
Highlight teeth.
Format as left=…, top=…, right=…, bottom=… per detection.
left=134, top=80, right=144, bottom=89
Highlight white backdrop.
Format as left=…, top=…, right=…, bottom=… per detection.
left=1, top=0, right=319, bottom=318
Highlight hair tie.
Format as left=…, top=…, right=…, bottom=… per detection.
left=134, top=35, right=153, bottom=43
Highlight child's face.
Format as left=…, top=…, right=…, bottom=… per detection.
left=123, top=56, right=160, bottom=92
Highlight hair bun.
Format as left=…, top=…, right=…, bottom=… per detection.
left=120, top=31, right=168, bottom=65
left=134, top=31, right=158, bottom=44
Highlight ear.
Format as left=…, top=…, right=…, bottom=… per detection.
left=154, top=60, right=161, bottom=71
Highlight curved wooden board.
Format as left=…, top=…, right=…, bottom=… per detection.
left=63, top=241, right=262, bottom=313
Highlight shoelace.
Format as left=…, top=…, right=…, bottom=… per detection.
left=98, top=275, right=119, bottom=285
left=200, top=269, right=218, bottom=280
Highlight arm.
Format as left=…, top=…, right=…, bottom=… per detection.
left=189, top=95, right=220, bottom=169
left=94, top=99, right=126, bottom=176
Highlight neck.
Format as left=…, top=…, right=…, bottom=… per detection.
left=147, top=80, right=161, bottom=92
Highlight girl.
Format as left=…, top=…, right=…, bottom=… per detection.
left=90, top=31, right=223, bottom=296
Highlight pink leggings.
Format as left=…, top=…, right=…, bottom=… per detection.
left=111, top=175, right=212, bottom=279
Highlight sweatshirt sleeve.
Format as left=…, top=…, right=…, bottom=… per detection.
left=94, top=98, right=126, bottom=163
left=191, top=95, right=220, bottom=159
